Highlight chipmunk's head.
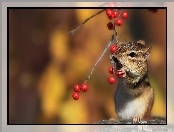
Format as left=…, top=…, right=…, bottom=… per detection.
left=113, top=40, right=151, bottom=85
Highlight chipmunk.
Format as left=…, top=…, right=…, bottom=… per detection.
left=111, top=40, right=154, bottom=123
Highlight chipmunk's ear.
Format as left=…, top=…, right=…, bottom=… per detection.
left=143, top=47, right=151, bottom=61
left=137, top=40, right=145, bottom=45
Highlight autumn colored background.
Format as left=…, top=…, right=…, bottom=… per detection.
left=9, top=8, right=166, bottom=124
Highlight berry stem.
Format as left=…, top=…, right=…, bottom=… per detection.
left=84, top=34, right=114, bottom=83
left=110, top=9, right=123, bottom=74
left=67, top=9, right=105, bottom=35
left=112, top=9, right=123, bottom=44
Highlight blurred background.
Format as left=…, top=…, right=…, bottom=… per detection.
left=9, top=8, right=166, bottom=124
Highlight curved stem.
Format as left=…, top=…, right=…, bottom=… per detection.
left=84, top=35, right=114, bottom=83
left=67, top=9, right=105, bottom=35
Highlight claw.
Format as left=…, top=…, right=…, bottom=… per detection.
left=119, top=67, right=126, bottom=77
left=132, top=116, right=142, bottom=124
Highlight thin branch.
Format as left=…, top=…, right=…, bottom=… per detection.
left=84, top=35, right=114, bottom=83
left=67, top=9, right=105, bottom=35
left=112, top=9, right=123, bottom=44
left=110, top=9, right=123, bottom=74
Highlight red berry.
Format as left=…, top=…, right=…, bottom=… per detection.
left=113, top=11, right=118, bottom=18
left=81, top=83, right=88, bottom=92
left=108, top=66, right=114, bottom=74
left=107, top=22, right=114, bottom=30
left=116, top=18, right=122, bottom=26
left=106, top=9, right=113, bottom=18
left=72, top=92, right=80, bottom=100
left=110, top=45, right=117, bottom=53
left=116, top=70, right=124, bottom=78
left=121, top=11, right=128, bottom=19
left=74, top=84, right=80, bottom=92
left=108, top=76, right=116, bottom=84
left=108, top=14, right=115, bottom=20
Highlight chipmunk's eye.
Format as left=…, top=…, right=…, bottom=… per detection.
left=128, top=52, right=137, bottom=57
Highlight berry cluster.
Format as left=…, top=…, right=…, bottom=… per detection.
left=105, top=9, right=128, bottom=84
left=72, top=84, right=88, bottom=100
left=106, top=9, right=128, bottom=30
left=108, top=67, right=124, bottom=84
left=69, top=9, right=129, bottom=100
left=107, top=44, right=124, bottom=84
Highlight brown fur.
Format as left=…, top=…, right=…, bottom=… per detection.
left=114, top=40, right=154, bottom=123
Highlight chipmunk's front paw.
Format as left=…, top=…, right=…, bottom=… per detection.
left=117, top=67, right=126, bottom=77
left=132, top=116, right=142, bottom=124
left=131, top=116, right=148, bottom=124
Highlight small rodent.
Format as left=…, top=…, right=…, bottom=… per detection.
left=112, top=40, right=154, bottom=123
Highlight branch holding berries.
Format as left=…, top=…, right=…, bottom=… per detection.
left=68, top=8, right=129, bottom=100
left=67, top=9, right=105, bottom=35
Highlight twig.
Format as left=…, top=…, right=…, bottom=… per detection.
left=84, top=9, right=123, bottom=83
left=113, top=9, right=123, bottom=44
left=67, top=9, right=105, bottom=35
left=84, top=35, right=114, bottom=83
left=110, top=10, right=123, bottom=74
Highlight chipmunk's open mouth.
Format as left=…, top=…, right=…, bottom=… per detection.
left=110, top=55, right=126, bottom=78
left=111, top=56, right=123, bottom=69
